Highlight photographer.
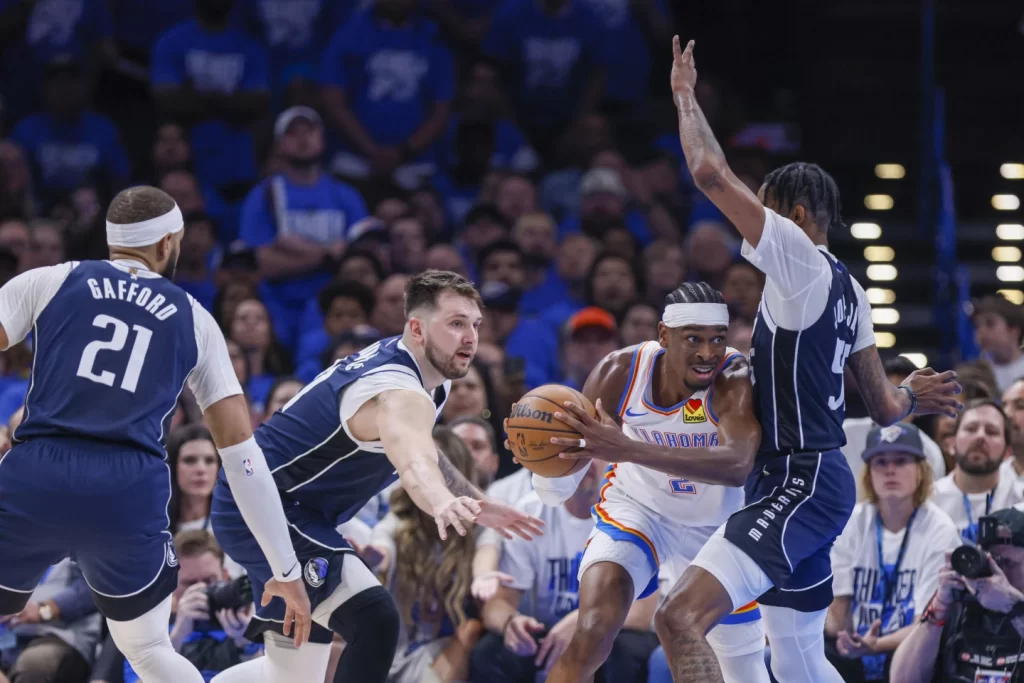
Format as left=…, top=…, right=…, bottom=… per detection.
left=890, top=508, right=1024, bottom=683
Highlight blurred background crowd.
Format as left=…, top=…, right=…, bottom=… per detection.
left=0, top=0, right=1022, bottom=681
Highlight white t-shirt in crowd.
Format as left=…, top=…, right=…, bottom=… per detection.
left=741, top=208, right=875, bottom=339
left=984, top=354, right=1024, bottom=394
left=842, top=417, right=947, bottom=496
left=478, top=468, right=534, bottom=549
left=499, top=491, right=594, bottom=626
left=930, top=472, right=1024, bottom=540
left=831, top=501, right=961, bottom=680
left=999, top=458, right=1024, bottom=496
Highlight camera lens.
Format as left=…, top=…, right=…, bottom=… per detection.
left=206, top=576, right=253, bottom=612
left=951, top=545, right=992, bottom=579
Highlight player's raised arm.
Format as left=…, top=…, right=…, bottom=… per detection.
left=670, top=37, right=767, bottom=246
left=377, top=389, right=544, bottom=542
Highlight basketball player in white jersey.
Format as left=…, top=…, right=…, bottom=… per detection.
left=515, top=282, right=771, bottom=683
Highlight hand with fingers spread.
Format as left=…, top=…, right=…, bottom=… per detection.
left=433, top=495, right=481, bottom=540
left=902, top=368, right=962, bottom=418
left=475, top=498, right=545, bottom=541
left=535, top=610, right=577, bottom=674
left=551, top=398, right=630, bottom=462
left=262, top=576, right=312, bottom=647
left=836, top=619, right=881, bottom=659
left=471, top=570, right=516, bottom=602
left=670, top=35, right=697, bottom=96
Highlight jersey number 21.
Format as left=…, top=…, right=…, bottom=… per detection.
left=76, top=314, right=153, bottom=393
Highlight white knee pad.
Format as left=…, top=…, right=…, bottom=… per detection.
left=578, top=530, right=656, bottom=602
left=211, top=633, right=333, bottom=683
left=760, top=605, right=844, bottom=683
left=106, top=595, right=205, bottom=683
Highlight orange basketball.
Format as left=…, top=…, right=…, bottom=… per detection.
left=506, top=384, right=596, bottom=478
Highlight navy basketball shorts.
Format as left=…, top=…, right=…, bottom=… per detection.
left=723, top=449, right=856, bottom=612
left=211, top=480, right=357, bottom=645
left=0, top=439, right=178, bottom=621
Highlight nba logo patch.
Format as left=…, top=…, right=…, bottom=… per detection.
left=683, top=398, right=706, bottom=424
left=304, top=558, right=329, bottom=588
left=243, top=458, right=254, bottom=476
left=165, top=541, right=179, bottom=568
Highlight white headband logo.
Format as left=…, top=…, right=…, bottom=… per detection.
left=106, top=204, right=184, bottom=248
left=661, top=302, right=730, bottom=328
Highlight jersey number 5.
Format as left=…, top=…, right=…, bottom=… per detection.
left=76, top=314, right=153, bottom=393
left=827, top=339, right=852, bottom=410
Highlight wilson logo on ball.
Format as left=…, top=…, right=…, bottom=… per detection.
left=511, top=404, right=554, bottom=423
left=683, top=399, right=706, bottom=424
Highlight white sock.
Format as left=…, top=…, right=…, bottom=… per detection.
left=761, top=605, right=845, bottom=683
left=105, top=596, right=204, bottom=683
left=211, top=632, right=333, bottom=683
left=707, top=619, right=771, bottom=683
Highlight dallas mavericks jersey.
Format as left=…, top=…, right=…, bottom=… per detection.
left=247, top=336, right=449, bottom=526
left=16, top=261, right=197, bottom=457
left=750, top=251, right=860, bottom=455
left=615, top=342, right=747, bottom=527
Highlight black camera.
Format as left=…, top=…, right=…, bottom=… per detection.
left=951, top=516, right=1013, bottom=579
left=206, top=575, right=252, bottom=613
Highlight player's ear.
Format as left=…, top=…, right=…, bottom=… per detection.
left=657, top=322, right=669, bottom=348
left=789, top=204, right=806, bottom=227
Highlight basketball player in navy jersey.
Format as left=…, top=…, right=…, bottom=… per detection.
left=209, top=270, right=544, bottom=683
left=0, top=187, right=310, bottom=683
left=654, top=38, right=965, bottom=683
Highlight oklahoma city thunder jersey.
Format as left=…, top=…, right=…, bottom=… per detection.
left=613, top=341, right=747, bottom=527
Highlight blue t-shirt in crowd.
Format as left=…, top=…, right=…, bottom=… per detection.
left=110, top=0, right=193, bottom=52
left=437, top=113, right=538, bottom=174
left=321, top=9, right=455, bottom=154
left=151, top=19, right=270, bottom=189
left=503, top=317, right=560, bottom=390
left=234, top=0, right=353, bottom=94
left=558, top=210, right=653, bottom=246
left=577, top=0, right=666, bottom=102
left=482, top=0, right=609, bottom=135
left=0, top=0, right=113, bottom=120
left=11, top=112, right=131, bottom=196
left=518, top=268, right=573, bottom=317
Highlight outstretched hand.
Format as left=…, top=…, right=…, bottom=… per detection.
left=476, top=498, right=545, bottom=541
left=551, top=399, right=629, bottom=462
left=903, top=368, right=962, bottom=418
left=670, top=36, right=697, bottom=95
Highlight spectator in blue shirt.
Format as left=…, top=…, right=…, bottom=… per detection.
left=452, top=202, right=509, bottom=280
left=295, top=279, right=376, bottom=381
left=175, top=212, right=220, bottom=313
left=481, top=0, right=609, bottom=163
left=425, top=0, right=503, bottom=51
left=478, top=280, right=560, bottom=390
left=512, top=211, right=569, bottom=316
left=559, top=167, right=655, bottom=246
left=239, top=106, right=369, bottom=348
left=432, top=118, right=495, bottom=229
left=321, top=0, right=456, bottom=190
left=11, top=57, right=130, bottom=208
left=150, top=0, right=271, bottom=198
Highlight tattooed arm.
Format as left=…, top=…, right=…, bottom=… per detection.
left=846, top=346, right=912, bottom=426
left=669, top=37, right=767, bottom=247
left=438, top=450, right=485, bottom=499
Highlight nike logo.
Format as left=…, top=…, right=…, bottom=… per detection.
left=282, top=563, right=299, bottom=579
left=625, top=408, right=648, bottom=417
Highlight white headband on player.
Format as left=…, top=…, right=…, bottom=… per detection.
left=662, top=302, right=730, bottom=328
left=106, top=204, right=184, bottom=248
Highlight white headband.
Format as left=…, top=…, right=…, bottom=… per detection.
left=106, top=204, right=184, bottom=248
left=662, top=302, right=730, bottom=328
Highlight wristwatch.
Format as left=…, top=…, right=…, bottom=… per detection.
left=38, top=603, right=55, bottom=622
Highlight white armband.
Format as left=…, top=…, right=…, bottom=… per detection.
left=219, top=437, right=300, bottom=582
left=531, top=467, right=588, bottom=507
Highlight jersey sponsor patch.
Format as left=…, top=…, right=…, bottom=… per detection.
left=683, top=398, right=706, bottom=424
left=304, top=558, right=329, bottom=588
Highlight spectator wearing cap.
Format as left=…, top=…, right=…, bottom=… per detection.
left=972, top=294, right=1024, bottom=393
left=11, top=57, right=130, bottom=207
left=322, top=0, right=455, bottom=190
left=174, top=212, right=220, bottom=311
left=890, top=507, right=1024, bottom=683
left=239, top=106, right=369, bottom=349
left=825, top=423, right=961, bottom=683
left=479, top=281, right=559, bottom=390
left=150, top=0, right=270, bottom=198
left=294, top=279, right=376, bottom=381
left=561, top=306, right=618, bottom=390
left=559, top=168, right=654, bottom=247
left=843, top=357, right=948, bottom=497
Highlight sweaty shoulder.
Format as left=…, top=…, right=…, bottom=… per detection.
left=582, top=344, right=642, bottom=420
left=0, top=261, right=78, bottom=348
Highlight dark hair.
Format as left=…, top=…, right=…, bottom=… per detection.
left=338, top=248, right=386, bottom=283
left=955, top=398, right=1012, bottom=447
left=476, top=238, right=523, bottom=275
left=584, top=251, right=645, bottom=317
left=173, top=529, right=225, bottom=563
left=761, top=162, right=844, bottom=234
left=404, top=270, right=482, bottom=318
left=230, top=297, right=293, bottom=376
left=167, top=424, right=217, bottom=534
left=318, top=280, right=376, bottom=318
left=106, top=186, right=176, bottom=225
left=972, top=295, right=1024, bottom=345
left=265, top=376, right=302, bottom=412
left=664, top=281, right=726, bottom=306
left=883, top=357, right=919, bottom=381
left=448, top=414, right=497, bottom=452
left=462, top=203, right=509, bottom=231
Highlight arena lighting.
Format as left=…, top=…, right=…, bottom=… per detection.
left=900, top=353, right=928, bottom=369
left=865, top=288, right=896, bottom=305
left=1001, top=164, right=1024, bottom=180
left=875, top=332, right=896, bottom=349
left=993, top=195, right=1021, bottom=211
left=997, top=224, right=1024, bottom=240
left=866, top=265, right=898, bottom=281
left=997, top=266, right=1024, bottom=282
left=871, top=308, right=900, bottom=325
left=864, top=194, right=894, bottom=210
left=875, top=164, right=906, bottom=179
left=993, top=246, right=1023, bottom=262
left=850, top=223, right=882, bottom=239
left=998, top=290, right=1024, bottom=305
left=864, top=246, right=895, bottom=262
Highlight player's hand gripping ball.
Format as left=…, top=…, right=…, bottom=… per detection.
left=504, top=384, right=596, bottom=478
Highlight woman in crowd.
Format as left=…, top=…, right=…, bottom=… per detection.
left=825, top=424, right=961, bottom=683
left=261, top=376, right=303, bottom=423
left=228, top=297, right=293, bottom=412
left=167, top=424, right=219, bottom=534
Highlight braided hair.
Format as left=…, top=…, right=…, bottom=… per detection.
left=761, top=162, right=844, bottom=234
left=664, top=281, right=726, bottom=307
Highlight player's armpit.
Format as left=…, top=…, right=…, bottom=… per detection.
left=846, top=345, right=910, bottom=426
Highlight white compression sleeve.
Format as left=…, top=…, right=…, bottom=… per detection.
left=531, top=466, right=588, bottom=506
left=219, top=437, right=300, bottom=581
